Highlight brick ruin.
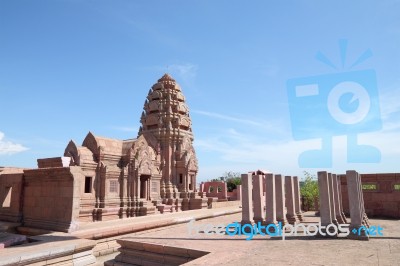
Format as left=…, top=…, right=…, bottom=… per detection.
left=0, top=74, right=210, bottom=232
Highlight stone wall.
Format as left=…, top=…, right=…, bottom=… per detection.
left=0, top=170, right=24, bottom=223
left=227, top=185, right=241, bottom=201
left=37, top=156, right=71, bottom=168
left=22, top=166, right=83, bottom=232
left=340, top=173, right=400, bottom=218
left=199, top=181, right=228, bottom=201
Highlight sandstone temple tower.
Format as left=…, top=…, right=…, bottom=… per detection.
left=139, top=74, right=198, bottom=199
left=0, top=74, right=204, bottom=233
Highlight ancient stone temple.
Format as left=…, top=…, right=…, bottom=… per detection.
left=0, top=74, right=205, bottom=232
left=138, top=73, right=198, bottom=199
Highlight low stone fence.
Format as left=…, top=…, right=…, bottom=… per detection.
left=340, top=173, right=400, bottom=218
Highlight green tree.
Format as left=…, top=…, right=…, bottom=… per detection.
left=300, top=171, right=319, bottom=211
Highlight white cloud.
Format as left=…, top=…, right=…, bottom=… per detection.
left=168, top=63, right=198, bottom=80
left=193, top=110, right=264, bottom=127
left=192, top=110, right=287, bottom=135
left=379, top=88, right=400, bottom=120
left=0, top=131, right=29, bottom=155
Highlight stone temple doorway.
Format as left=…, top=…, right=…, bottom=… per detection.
left=140, top=175, right=151, bottom=200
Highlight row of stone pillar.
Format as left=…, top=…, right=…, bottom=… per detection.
left=318, top=170, right=370, bottom=239
left=241, top=173, right=303, bottom=227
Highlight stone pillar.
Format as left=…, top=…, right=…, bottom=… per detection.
left=143, top=179, right=147, bottom=200
left=332, top=174, right=345, bottom=224
left=357, top=173, right=370, bottom=227
left=275, top=175, right=287, bottom=225
left=317, top=171, right=332, bottom=228
left=222, top=182, right=228, bottom=200
left=241, top=173, right=253, bottom=225
left=265, top=174, right=277, bottom=225
left=328, top=173, right=338, bottom=225
left=285, top=176, right=299, bottom=224
left=183, top=173, right=187, bottom=193
left=137, top=175, right=141, bottom=200
left=293, top=176, right=304, bottom=221
left=200, top=182, right=205, bottom=193
left=346, top=170, right=369, bottom=240
left=126, top=166, right=132, bottom=210
left=252, top=174, right=265, bottom=224
left=236, top=185, right=242, bottom=201
left=356, top=172, right=364, bottom=225
left=147, top=179, right=151, bottom=200
left=337, top=175, right=347, bottom=222
left=163, top=143, right=174, bottom=198
left=186, top=173, right=190, bottom=192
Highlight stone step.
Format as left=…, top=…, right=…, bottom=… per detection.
left=156, top=204, right=175, bottom=214
left=152, top=199, right=163, bottom=205
left=104, top=239, right=209, bottom=266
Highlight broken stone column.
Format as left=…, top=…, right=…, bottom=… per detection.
left=252, top=174, right=265, bottom=224
left=332, top=174, right=345, bottom=224
left=317, top=171, right=333, bottom=235
left=346, top=170, right=369, bottom=240
left=265, top=174, right=277, bottom=226
left=241, top=173, right=253, bottom=225
left=293, top=176, right=304, bottom=221
left=328, top=173, right=338, bottom=225
left=285, top=176, right=299, bottom=224
left=275, top=174, right=287, bottom=225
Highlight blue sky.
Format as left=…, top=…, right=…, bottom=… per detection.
left=1, top=0, right=399, bottom=181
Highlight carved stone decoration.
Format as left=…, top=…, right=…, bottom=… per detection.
left=187, top=159, right=197, bottom=172
left=184, top=146, right=198, bottom=173
left=142, top=133, right=157, bottom=150
left=138, top=160, right=152, bottom=175
left=180, top=135, right=191, bottom=153
left=82, top=132, right=99, bottom=156
left=64, top=140, right=80, bottom=165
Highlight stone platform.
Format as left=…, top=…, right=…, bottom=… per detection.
left=104, top=211, right=400, bottom=266
left=1, top=207, right=399, bottom=265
